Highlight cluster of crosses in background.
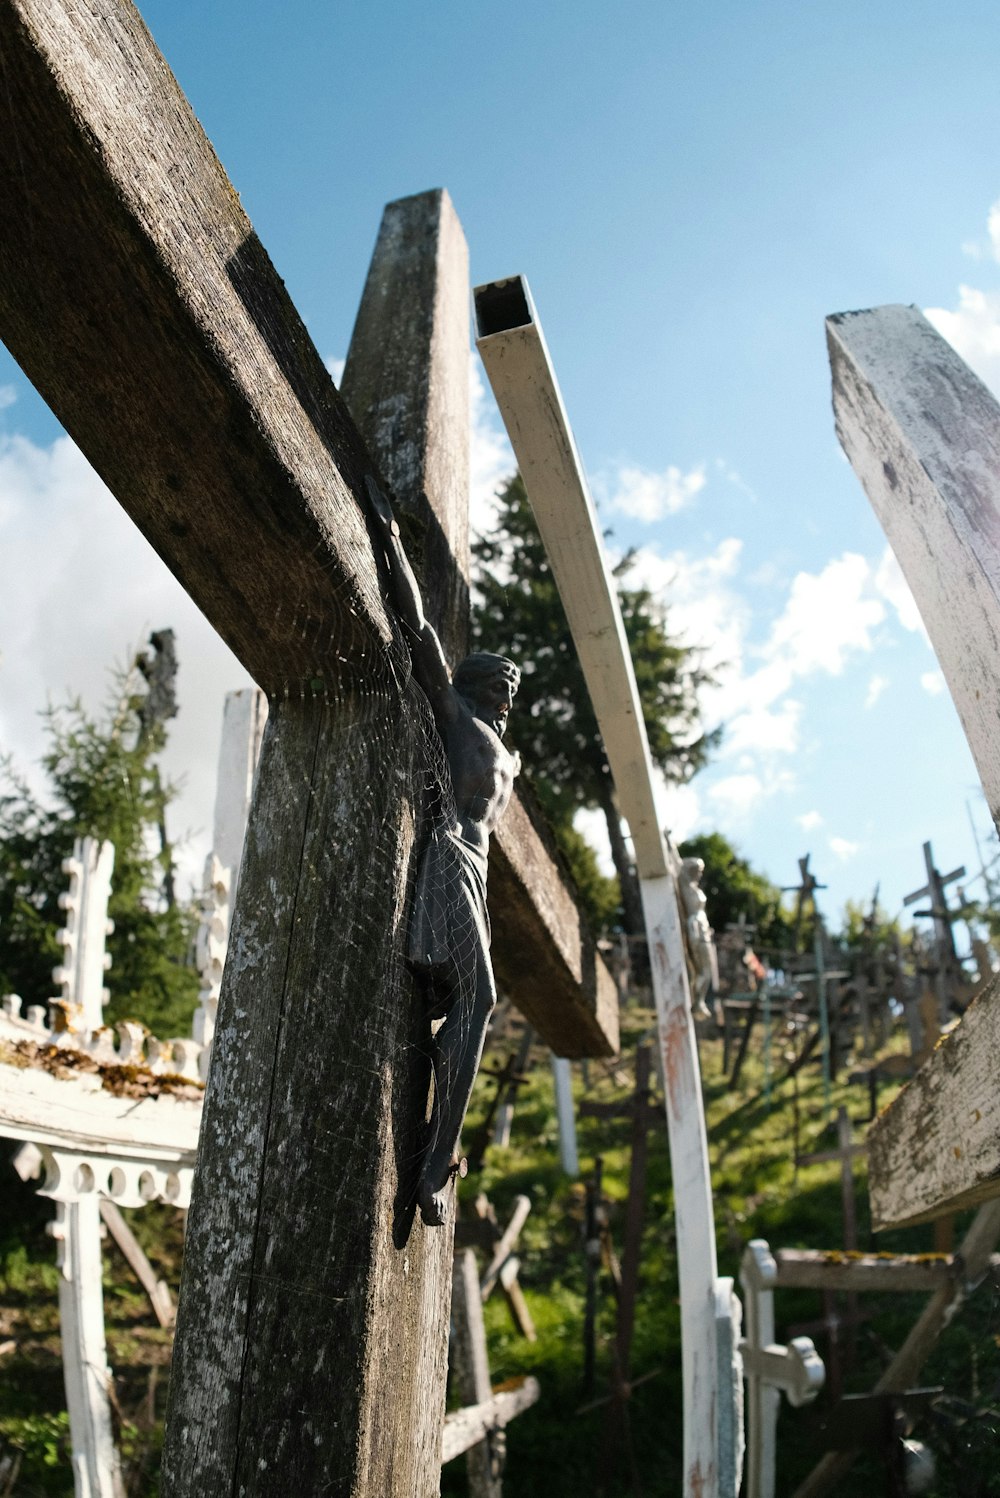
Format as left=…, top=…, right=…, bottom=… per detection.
left=4, top=3, right=1000, bottom=1497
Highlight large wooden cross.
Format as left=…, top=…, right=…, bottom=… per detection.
left=0, top=4, right=620, bottom=1492
left=827, top=304, right=1000, bottom=1235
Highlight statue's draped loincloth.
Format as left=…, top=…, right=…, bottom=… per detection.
left=408, top=827, right=491, bottom=982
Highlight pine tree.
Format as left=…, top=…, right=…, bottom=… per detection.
left=0, top=651, right=199, bottom=1038
left=471, top=474, right=718, bottom=934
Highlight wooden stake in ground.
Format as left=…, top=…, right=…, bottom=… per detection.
left=794, top=1108, right=864, bottom=1398
left=903, top=839, right=967, bottom=1025
left=445, top=1250, right=540, bottom=1486
left=581, top=1045, right=662, bottom=1492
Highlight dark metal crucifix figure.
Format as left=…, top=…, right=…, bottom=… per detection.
left=369, top=479, right=520, bottom=1225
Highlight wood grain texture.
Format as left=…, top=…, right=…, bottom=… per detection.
left=451, top=1249, right=502, bottom=1496
left=827, top=305, right=1000, bottom=827
left=0, top=0, right=618, bottom=1062
left=771, top=1249, right=954, bottom=1293
left=0, top=0, right=391, bottom=694
left=162, top=186, right=468, bottom=1496
left=342, top=189, right=471, bottom=664
left=163, top=689, right=450, bottom=1497
left=867, top=973, right=1000, bottom=1228
left=490, top=784, right=619, bottom=1058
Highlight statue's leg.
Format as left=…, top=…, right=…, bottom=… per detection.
left=418, top=954, right=496, bottom=1226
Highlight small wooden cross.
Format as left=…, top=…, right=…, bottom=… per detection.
left=903, top=839, right=968, bottom=1023
left=579, top=1044, right=662, bottom=1441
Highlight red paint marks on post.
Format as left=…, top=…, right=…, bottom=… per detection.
left=660, top=1002, right=692, bottom=1121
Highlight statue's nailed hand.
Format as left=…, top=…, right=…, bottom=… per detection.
left=365, top=475, right=400, bottom=541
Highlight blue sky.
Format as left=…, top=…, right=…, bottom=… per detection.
left=3, top=0, right=1000, bottom=935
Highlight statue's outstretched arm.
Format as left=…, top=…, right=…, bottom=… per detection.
left=366, top=477, right=453, bottom=715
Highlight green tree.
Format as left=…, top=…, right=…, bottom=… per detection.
left=0, top=658, right=198, bottom=1038
left=472, top=474, right=718, bottom=934
left=678, top=830, right=793, bottom=953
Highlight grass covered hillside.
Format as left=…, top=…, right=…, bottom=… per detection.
left=2, top=1000, right=999, bottom=1496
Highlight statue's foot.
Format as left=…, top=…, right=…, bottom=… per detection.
left=418, top=1178, right=449, bottom=1227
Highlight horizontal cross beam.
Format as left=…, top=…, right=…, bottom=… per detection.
left=0, top=0, right=617, bottom=1060
left=0, top=0, right=395, bottom=695
left=868, top=970, right=1000, bottom=1227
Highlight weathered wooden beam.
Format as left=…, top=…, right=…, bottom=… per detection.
left=491, top=786, right=619, bottom=1057
left=342, top=190, right=471, bottom=664
left=441, top=1380, right=541, bottom=1464
left=162, top=193, right=464, bottom=1498
left=867, top=973, right=1000, bottom=1228
left=0, top=0, right=391, bottom=694
left=0, top=1061, right=200, bottom=1163
left=827, top=304, right=1000, bottom=826
left=0, top=0, right=618, bottom=1062
left=771, top=1250, right=954, bottom=1294
left=98, top=1198, right=174, bottom=1329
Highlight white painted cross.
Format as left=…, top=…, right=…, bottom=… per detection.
left=476, top=275, right=740, bottom=1496
left=53, top=837, right=115, bottom=1033
left=739, top=1241, right=825, bottom=1498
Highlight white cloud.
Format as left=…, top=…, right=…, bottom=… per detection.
left=0, top=431, right=249, bottom=896
left=604, top=461, right=706, bottom=523
left=921, top=670, right=946, bottom=696
left=865, top=674, right=889, bottom=709
left=764, top=553, right=884, bottom=678
left=725, top=698, right=802, bottom=755
left=625, top=536, right=747, bottom=716
left=0, top=384, right=15, bottom=411
left=706, top=767, right=794, bottom=825
left=797, top=810, right=823, bottom=831
left=324, top=354, right=345, bottom=385
left=829, top=836, right=859, bottom=862
left=925, top=286, right=1000, bottom=399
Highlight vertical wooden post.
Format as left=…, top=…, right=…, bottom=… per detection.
left=163, top=190, right=469, bottom=1497
left=451, top=1250, right=504, bottom=1498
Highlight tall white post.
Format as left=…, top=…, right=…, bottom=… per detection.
left=193, top=688, right=267, bottom=1073
left=50, top=1193, right=123, bottom=1498
left=477, top=276, right=738, bottom=1495
left=550, top=1055, right=579, bottom=1176
left=740, top=1241, right=824, bottom=1498
left=211, top=688, right=267, bottom=901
